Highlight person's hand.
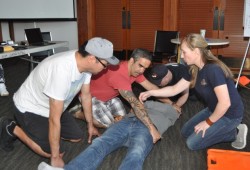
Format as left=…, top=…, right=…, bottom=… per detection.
left=171, top=103, right=182, bottom=118
left=51, top=153, right=65, bottom=168
left=194, top=121, right=210, bottom=138
left=139, top=91, right=152, bottom=103
left=149, top=125, right=161, bottom=143
left=87, top=124, right=101, bottom=143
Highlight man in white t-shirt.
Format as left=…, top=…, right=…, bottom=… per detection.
left=0, top=37, right=119, bottom=167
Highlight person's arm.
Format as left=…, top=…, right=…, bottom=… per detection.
left=171, top=88, right=189, bottom=114
left=118, top=89, right=161, bottom=143
left=139, top=79, right=173, bottom=104
left=139, top=78, right=190, bottom=103
left=49, top=98, right=64, bottom=168
left=80, top=84, right=100, bottom=143
left=209, top=85, right=231, bottom=122
left=194, top=84, right=231, bottom=137
left=139, top=79, right=158, bottom=90
left=174, top=88, right=189, bottom=107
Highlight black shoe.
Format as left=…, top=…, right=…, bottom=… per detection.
left=0, top=117, right=17, bottom=152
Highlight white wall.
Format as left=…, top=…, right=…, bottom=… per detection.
left=1, top=21, right=78, bottom=52
left=0, top=0, right=75, bottom=19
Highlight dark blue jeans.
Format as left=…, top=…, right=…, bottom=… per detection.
left=181, top=107, right=242, bottom=150
left=64, top=117, right=153, bottom=170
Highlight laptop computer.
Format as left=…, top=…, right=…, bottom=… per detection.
left=24, top=28, right=55, bottom=46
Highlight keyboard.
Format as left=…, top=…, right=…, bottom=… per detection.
left=29, top=42, right=56, bottom=46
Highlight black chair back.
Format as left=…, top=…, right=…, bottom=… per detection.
left=153, top=30, right=179, bottom=55
left=153, top=30, right=179, bottom=63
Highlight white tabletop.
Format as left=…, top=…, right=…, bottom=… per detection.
left=171, top=38, right=230, bottom=46
left=0, top=41, right=69, bottom=60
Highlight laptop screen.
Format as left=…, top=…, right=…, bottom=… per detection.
left=25, top=28, right=44, bottom=45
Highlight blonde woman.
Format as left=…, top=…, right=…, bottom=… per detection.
left=139, top=33, right=247, bottom=150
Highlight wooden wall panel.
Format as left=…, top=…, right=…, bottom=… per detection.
left=178, top=0, right=214, bottom=38
left=129, top=0, right=163, bottom=51
left=223, top=0, right=248, bottom=57
left=80, top=0, right=250, bottom=59
left=77, top=0, right=88, bottom=46
left=95, top=0, right=123, bottom=51
left=78, top=0, right=177, bottom=55
left=163, top=0, right=178, bottom=30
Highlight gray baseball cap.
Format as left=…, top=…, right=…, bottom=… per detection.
left=85, top=37, right=119, bottom=65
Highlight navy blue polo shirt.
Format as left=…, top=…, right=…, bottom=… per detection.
left=195, top=64, right=244, bottom=119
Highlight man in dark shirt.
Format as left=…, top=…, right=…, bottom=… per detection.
left=131, top=63, right=191, bottom=136
left=145, top=63, right=191, bottom=107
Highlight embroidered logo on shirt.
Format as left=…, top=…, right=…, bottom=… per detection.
left=201, top=79, right=207, bottom=86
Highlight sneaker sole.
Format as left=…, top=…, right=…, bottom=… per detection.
left=38, top=161, right=64, bottom=170
left=0, top=94, right=9, bottom=96
left=0, top=88, right=9, bottom=96
left=232, top=124, right=248, bottom=149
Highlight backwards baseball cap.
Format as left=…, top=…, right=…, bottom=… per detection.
left=147, top=64, right=169, bottom=86
left=85, top=37, right=119, bottom=65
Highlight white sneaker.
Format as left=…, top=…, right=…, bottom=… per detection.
left=38, top=162, right=64, bottom=170
left=0, top=83, right=9, bottom=96
left=231, top=124, right=248, bottom=149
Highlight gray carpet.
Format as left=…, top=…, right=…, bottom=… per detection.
left=0, top=58, right=249, bottom=170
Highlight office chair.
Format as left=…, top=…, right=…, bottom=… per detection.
left=153, top=30, right=179, bottom=63
left=22, top=32, right=55, bottom=71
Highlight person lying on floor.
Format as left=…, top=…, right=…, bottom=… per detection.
left=139, top=33, right=248, bottom=151
left=38, top=98, right=185, bottom=170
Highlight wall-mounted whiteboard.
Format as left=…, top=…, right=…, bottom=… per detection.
left=0, top=0, right=76, bottom=21
left=244, top=0, right=250, bottom=37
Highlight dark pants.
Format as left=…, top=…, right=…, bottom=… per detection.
left=14, top=106, right=84, bottom=153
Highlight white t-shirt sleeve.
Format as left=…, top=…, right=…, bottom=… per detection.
left=83, top=72, right=91, bottom=84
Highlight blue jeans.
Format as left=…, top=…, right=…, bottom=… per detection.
left=64, top=116, right=153, bottom=170
left=181, top=108, right=242, bottom=150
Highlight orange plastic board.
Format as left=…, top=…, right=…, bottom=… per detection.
left=239, top=76, right=250, bottom=86
left=207, top=149, right=250, bottom=170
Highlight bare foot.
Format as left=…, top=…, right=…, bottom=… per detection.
left=72, top=110, right=85, bottom=120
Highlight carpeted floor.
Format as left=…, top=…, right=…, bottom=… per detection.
left=0, top=57, right=249, bottom=170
